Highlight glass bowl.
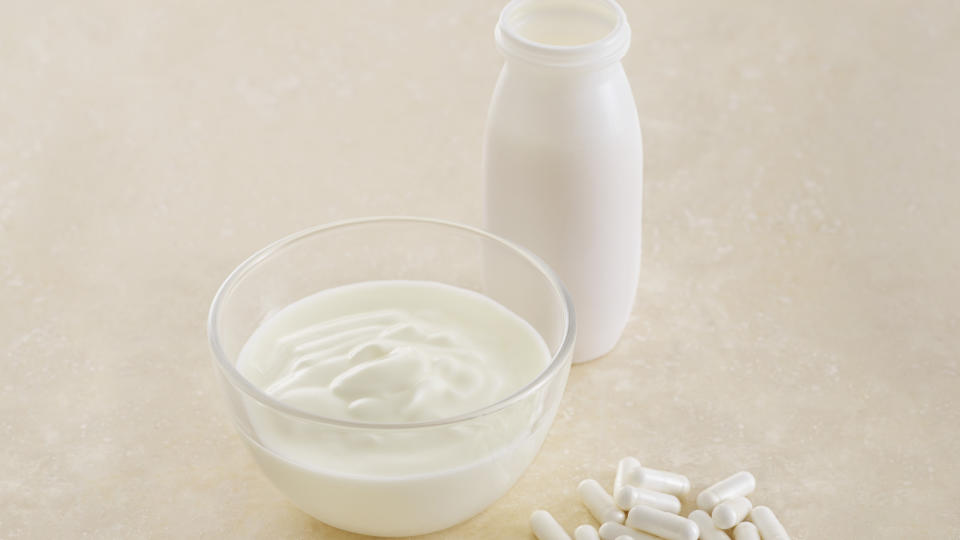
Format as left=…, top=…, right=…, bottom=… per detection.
left=207, top=217, right=575, bottom=537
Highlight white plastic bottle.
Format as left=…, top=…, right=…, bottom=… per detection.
left=484, top=0, right=643, bottom=363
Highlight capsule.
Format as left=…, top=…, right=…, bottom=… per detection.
left=613, top=457, right=644, bottom=495
left=530, top=510, right=571, bottom=540
left=575, top=524, right=600, bottom=540
left=688, top=510, right=730, bottom=540
left=614, top=485, right=682, bottom=513
left=597, top=522, right=660, bottom=540
left=625, top=505, right=699, bottom=540
left=697, top=471, right=756, bottom=511
left=712, top=496, right=752, bottom=529
left=733, top=522, right=761, bottom=540
left=637, top=467, right=691, bottom=496
left=578, top=479, right=625, bottom=524
left=750, top=506, right=790, bottom=540
left=614, top=536, right=636, bottom=540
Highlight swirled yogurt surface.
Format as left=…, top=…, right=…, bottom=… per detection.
left=237, top=280, right=550, bottom=423
left=231, top=280, right=563, bottom=536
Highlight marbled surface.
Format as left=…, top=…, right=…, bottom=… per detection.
left=2, top=1, right=958, bottom=538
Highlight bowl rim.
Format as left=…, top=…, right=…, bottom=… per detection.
left=207, top=216, right=576, bottom=430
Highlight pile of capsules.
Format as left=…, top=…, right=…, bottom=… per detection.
left=529, top=457, right=790, bottom=540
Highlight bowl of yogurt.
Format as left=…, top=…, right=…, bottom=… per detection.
left=207, top=217, right=575, bottom=536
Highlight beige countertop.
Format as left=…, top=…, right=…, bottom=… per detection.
left=2, top=1, right=958, bottom=538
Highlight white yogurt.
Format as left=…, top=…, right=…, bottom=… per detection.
left=234, top=280, right=558, bottom=536
left=239, top=280, right=548, bottom=425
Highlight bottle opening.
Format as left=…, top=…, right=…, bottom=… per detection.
left=496, top=0, right=630, bottom=67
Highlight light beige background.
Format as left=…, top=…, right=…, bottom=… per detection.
left=2, top=1, right=958, bottom=538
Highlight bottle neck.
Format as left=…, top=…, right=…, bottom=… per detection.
left=495, top=0, right=631, bottom=70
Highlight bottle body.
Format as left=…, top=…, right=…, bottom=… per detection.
left=483, top=2, right=642, bottom=363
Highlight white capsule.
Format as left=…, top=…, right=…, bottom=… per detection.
left=614, top=536, right=635, bottom=540
left=733, top=521, right=761, bottom=540
left=697, top=471, right=756, bottom=511
left=614, top=485, right=682, bottom=513
left=688, top=510, right=731, bottom=540
left=712, top=496, right=753, bottom=529
left=597, top=522, right=660, bottom=540
left=575, top=524, right=600, bottom=540
left=578, top=479, right=626, bottom=524
left=625, top=505, right=699, bottom=540
left=613, top=457, right=645, bottom=495
left=750, top=506, right=790, bottom=540
left=530, top=510, right=571, bottom=540
left=637, top=467, right=691, bottom=496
